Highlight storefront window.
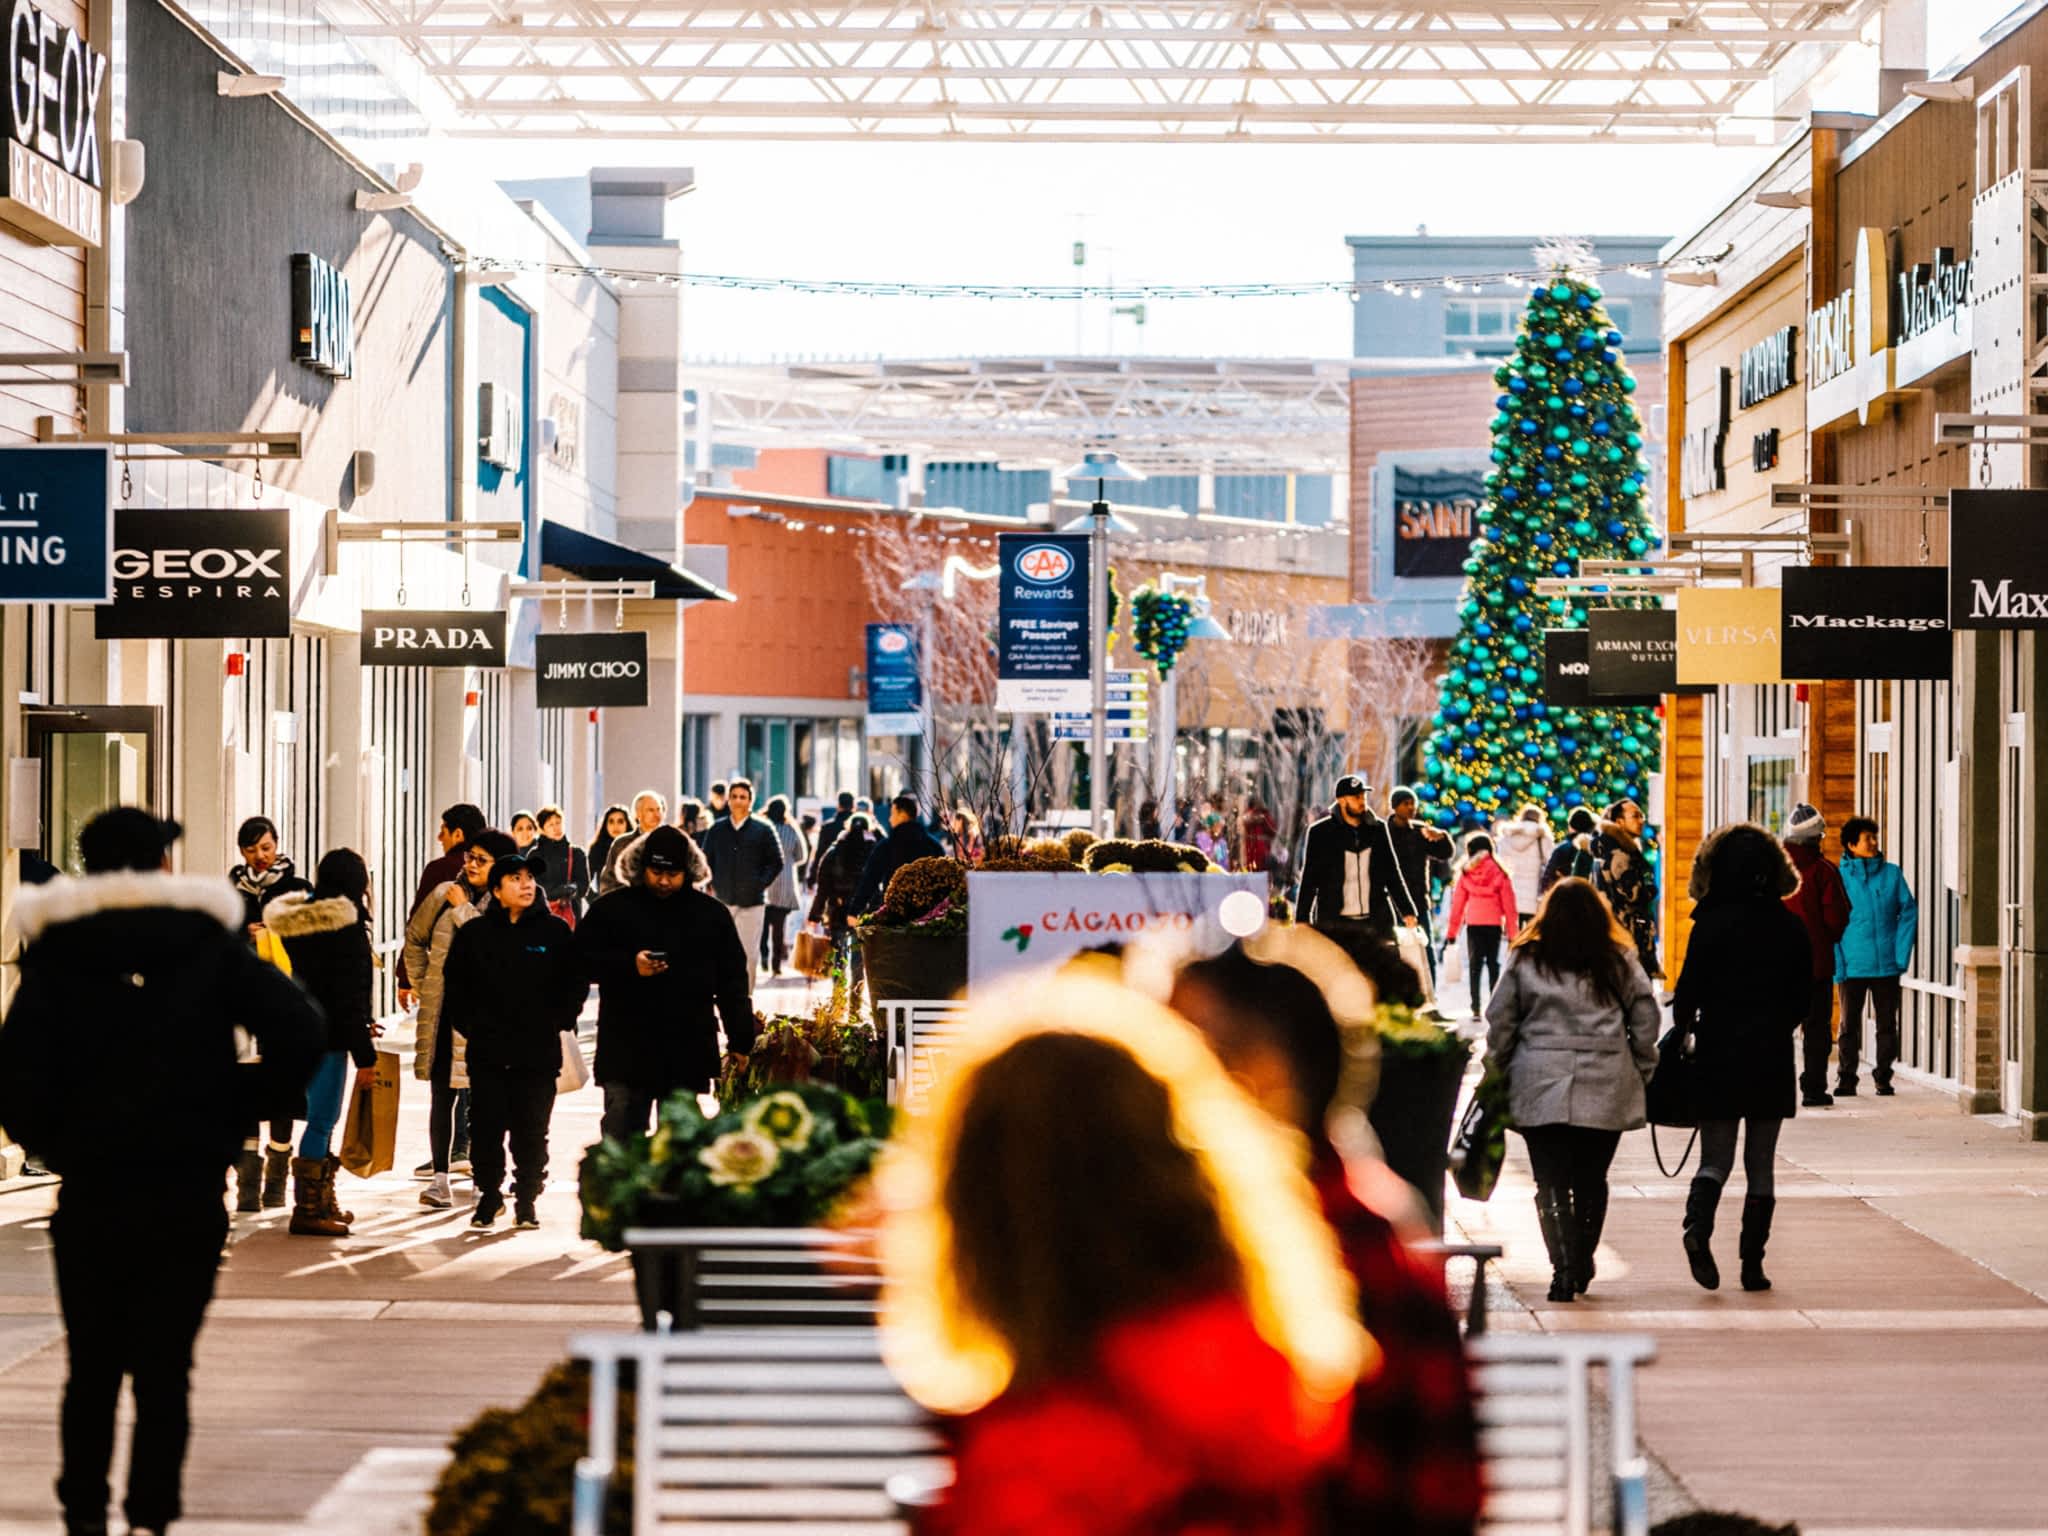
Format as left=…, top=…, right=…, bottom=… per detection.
left=1747, top=754, right=1795, bottom=834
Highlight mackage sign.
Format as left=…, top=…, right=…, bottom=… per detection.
left=96, top=508, right=291, bottom=639
left=1781, top=566, right=1949, bottom=679
left=534, top=631, right=648, bottom=708
left=360, top=609, right=507, bottom=667
left=1949, top=490, right=2048, bottom=631
left=3, top=0, right=106, bottom=246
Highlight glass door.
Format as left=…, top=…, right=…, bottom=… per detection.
left=25, top=707, right=163, bottom=875
left=2002, top=713, right=2027, bottom=1115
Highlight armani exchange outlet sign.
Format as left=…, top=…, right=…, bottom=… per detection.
left=4, top=0, right=107, bottom=246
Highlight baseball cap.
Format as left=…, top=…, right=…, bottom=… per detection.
left=78, top=807, right=183, bottom=874
left=1333, top=774, right=1369, bottom=799
left=642, top=825, right=696, bottom=872
left=488, top=852, right=537, bottom=888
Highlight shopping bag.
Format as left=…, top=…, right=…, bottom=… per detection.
left=793, top=924, right=835, bottom=980
left=1439, top=936, right=1465, bottom=990
left=557, top=1030, right=592, bottom=1095
left=1392, top=925, right=1435, bottom=1008
left=339, top=1050, right=401, bottom=1178
left=1449, top=1072, right=1510, bottom=1202
left=547, top=897, right=578, bottom=930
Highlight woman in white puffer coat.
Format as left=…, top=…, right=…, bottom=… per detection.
left=1492, top=803, right=1556, bottom=927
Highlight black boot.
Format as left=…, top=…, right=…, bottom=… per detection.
left=1682, top=1175, right=1722, bottom=1291
left=233, top=1148, right=263, bottom=1213
left=1740, top=1194, right=1776, bottom=1292
left=1534, top=1187, right=1577, bottom=1303
left=1572, top=1183, right=1608, bottom=1295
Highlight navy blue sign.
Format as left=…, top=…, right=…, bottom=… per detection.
left=865, top=622, right=923, bottom=733
left=0, top=447, right=113, bottom=603
left=996, top=532, right=1092, bottom=712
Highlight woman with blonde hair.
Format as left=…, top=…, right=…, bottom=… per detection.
left=880, top=971, right=1367, bottom=1535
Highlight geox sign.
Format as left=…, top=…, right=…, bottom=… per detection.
left=96, top=508, right=292, bottom=639
left=1949, top=491, right=2048, bottom=633
left=1781, top=567, right=1948, bottom=680
left=360, top=609, right=508, bottom=667
left=3, top=0, right=108, bottom=246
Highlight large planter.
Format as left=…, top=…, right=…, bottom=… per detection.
left=858, top=927, right=968, bottom=1003
left=1367, top=1040, right=1473, bottom=1234
left=625, top=1193, right=690, bottom=1330
left=624, top=1226, right=878, bottom=1332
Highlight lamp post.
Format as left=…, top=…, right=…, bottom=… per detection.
left=1059, top=451, right=1145, bottom=836
left=1150, top=571, right=1231, bottom=809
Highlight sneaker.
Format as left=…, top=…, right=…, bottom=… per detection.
left=1802, top=1091, right=1834, bottom=1108
left=470, top=1193, right=504, bottom=1229
left=419, top=1174, right=452, bottom=1209
left=412, top=1159, right=435, bottom=1180
left=513, top=1201, right=540, bottom=1231
left=1875, top=1081, right=1897, bottom=1097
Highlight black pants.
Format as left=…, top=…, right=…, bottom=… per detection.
left=1838, top=976, right=1903, bottom=1090
left=428, top=1023, right=472, bottom=1173
left=1519, top=1123, right=1621, bottom=1201
left=52, top=1175, right=228, bottom=1534
left=601, top=1082, right=656, bottom=1144
left=762, top=904, right=794, bottom=973
left=1698, top=1116, right=1782, bottom=1199
left=1466, top=925, right=1503, bottom=1016
left=1798, top=978, right=1836, bottom=1096
left=469, top=1064, right=557, bottom=1202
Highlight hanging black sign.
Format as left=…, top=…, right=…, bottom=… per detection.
left=360, top=609, right=507, bottom=667
left=1781, top=566, right=1950, bottom=679
left=536, top=631, right=649, bottom=708
left=1391, top=465, right=1483, bottom=579
left=1547, top=627, right=1661, bottom=707
left=1588, top=609, right=1684, bottom=698
left=1949, top=490, right=2048, bottom=631
left=96, top=507, right=291, bottom=639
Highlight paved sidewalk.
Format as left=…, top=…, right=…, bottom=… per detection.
left=1452, top=1081, right=2048, bottom=1533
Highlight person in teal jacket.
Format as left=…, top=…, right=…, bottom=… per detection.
left=1834, top=816, right=1919, bottom=1097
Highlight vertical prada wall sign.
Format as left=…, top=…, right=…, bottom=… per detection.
left=291, top=255, right=354, bottom=379
left=3, top=0, right=108, bottom=246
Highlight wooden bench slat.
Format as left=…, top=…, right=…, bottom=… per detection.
left=1481, top=1488, right=1573, bottom=1519
left=1478, top=1425, right=1571, bottom=1457
left=657, top=1426, right=944, bottom=1455
left=655, top=1489, right=899, bottom=1518
left=659, top=1394, right=928, bottom=1424
left=657, top=1455, right=953, bottom=1485
left=580, top=1329, right=885, bottom=1357
left=1474, top=1397, right=1572, bottom=1427
left=1481, top=1457, right=1572, bottom=1490
left=644, top=1521, right=907, bottom=1535
left=660, top=1362, right=904, bottom=1391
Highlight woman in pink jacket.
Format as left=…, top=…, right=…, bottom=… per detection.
left=1445, top=832, right=1520, bottom=1018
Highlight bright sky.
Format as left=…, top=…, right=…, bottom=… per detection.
left=477, top=0, right=2018, bottom=364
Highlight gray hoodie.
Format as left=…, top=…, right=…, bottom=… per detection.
left=1485, top=944, right=1661, bottom=1131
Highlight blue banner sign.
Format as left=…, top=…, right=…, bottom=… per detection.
left=0, top=447, right=113, bottom=603
left=866, top=621, right=923, bottom=735
left=995, top=532, right=1092, bottom=713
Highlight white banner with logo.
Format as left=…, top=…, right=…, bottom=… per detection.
left=966, top=871, right=1268, bottom=992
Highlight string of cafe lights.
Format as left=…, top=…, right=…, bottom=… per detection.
left=722, top=509, right=1344, bottom=549
left=456, top=257, right=1690, bottom=302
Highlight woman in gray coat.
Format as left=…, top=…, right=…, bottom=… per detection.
left=1485, top=877, right=1661, bottom=1302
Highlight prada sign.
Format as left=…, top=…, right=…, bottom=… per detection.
left=536, top=631, right=649, bottom=708
left=291, top=254, right=354, bottom=379
left=360, top=608, right=508, bottom=667
left=1781, top=566, right=1949, bottom=679
left=3, top=0, right=107, bottom=246
left=96, top=508, right=291, bottom=639
left=1950, top=490, right=2048, bottom=632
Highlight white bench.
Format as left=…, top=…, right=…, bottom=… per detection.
left=874, top=999, right=972, bottom=1109
left=1470, top=1332, right=1656, bottom=1536
left=624, top=1228, right=879, bottom=1331
left=571, top=1328, right=942, bottom=1536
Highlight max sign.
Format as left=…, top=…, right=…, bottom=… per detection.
left=97, top=507, right=291, bottom=639
left=4, top=0, right=107, bottom=246
left=535, top=631, right=648, bottom=708
left=360, top=609, right=507, bottom=668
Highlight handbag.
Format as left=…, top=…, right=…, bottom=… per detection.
left=557, top=1031, right=592, bottom=1096
left=1645, top=1022, right=1701, bottom=1177
left=1392, top=925, right=1435, bottom=1008
left=1449, top=1072, right=1509, bottom=1201
left=793, top=924, right=835, bottom=980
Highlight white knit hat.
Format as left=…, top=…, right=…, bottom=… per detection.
left=1783, top=803, right=1825, bottom=845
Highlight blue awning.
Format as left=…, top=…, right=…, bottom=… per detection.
left=539, top=520, right=735, bottom=602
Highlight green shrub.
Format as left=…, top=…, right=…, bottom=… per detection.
left=424, top=1360, right=632, bottom=1536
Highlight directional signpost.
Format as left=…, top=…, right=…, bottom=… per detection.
left=1052, top=670, right=1148, bottom=741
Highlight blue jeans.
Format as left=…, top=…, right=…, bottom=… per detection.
left=299, top=1051, right=350, bottom=1162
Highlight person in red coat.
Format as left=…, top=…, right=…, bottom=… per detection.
left=1171, top=930, right=1482, bottom=1536
left=878, top=972, right=1366, bottom=1536
left=1444, top=832, right=1521, bottom=1018
left=1780, top=804, right=1852, bottom=1107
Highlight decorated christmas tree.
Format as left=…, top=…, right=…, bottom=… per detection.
left=1418, top=242, right=1662, bottom=830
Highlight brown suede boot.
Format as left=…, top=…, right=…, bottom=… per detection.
left=321, top=1156, right=355, bottom=1224
left=288, top=1158, right=351, bottom=1236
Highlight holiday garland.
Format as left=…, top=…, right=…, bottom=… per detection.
left=1130, top=585, right=1196, bottom=676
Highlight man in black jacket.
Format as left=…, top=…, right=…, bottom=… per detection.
left=854, top=793, right=949, bottom=914
left=697, top=777, right=784, bottom=990
left=0, top=808, right=324, bottom=1536
left=441, top=854, right=589, bottom=1230
left=808, top=789, right=856, bottom=883
left=1385, top=787, right=1453, bottom=967
left=1297, top=775, right=1418, bottom=935
left=581, top=826, right=757, bottom=1142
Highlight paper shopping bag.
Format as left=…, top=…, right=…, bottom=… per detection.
left=793, top=925, right=835, bottom=980
left=557, top=1030, right=592, bottom=1096
left=340, top=1050, right=401, bottom=1178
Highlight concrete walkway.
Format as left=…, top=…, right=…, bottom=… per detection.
left=1451, top=1082, right=2048, bottom=1534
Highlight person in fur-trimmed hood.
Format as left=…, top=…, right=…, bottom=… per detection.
left=1491, top=803, right=1555, bottom=925
left=1593, top=799, right=1660, bottom=979
left=0, top=808, right=323, bottom=1536
left=1670, top=822, right=1814, bottom=1296
left=264, top=850, right=382, bottom=1238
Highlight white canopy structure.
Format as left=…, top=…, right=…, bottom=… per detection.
left=323, top=0, right=1884, bottom=144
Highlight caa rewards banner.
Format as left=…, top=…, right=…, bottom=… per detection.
left=865, top=622, right=923, bottom=734
left=1675, top=586, right=1784, bottom=686
left=967, top=871, right=1268, bottom=991
left=1780, top=566, right=1950, bottom=680
left=535, top=631, right=648, bottom=707
left=995, top=532, right=1092, bottom=713
left=1949, top=490, right=2048, bottom=631
left=1391, top=465, right=1484, bottom=579
left=360, top=609, right=508, bottom=668
left=97, top=507, right=290, bottom=639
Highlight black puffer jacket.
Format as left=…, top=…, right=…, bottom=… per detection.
left=580, top=882, right=757, bottom=1096
left=264, top=891, right=378, bottom=1068
left=0, top=872, right=324, bottom=1180
left=853, top=820, right=948, bottom=913
left=1671, top=823, right=1814, bottom=1122
left=1296, top=807, right=1416, bottom=928
left=700, top=814, right=786, bottom=908
left=441, top=904, right=589, bottom=1074
left=809, top=829, right=878, bottom=935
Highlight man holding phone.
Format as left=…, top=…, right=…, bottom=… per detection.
left=580, top=825, right=757, bottom=1142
